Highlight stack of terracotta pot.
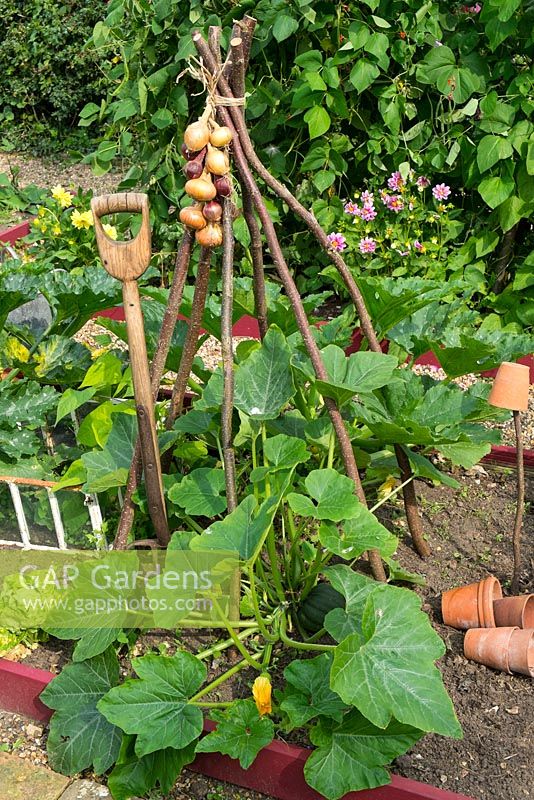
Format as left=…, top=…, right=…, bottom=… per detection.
left=442, top=576, right=534, bottom=677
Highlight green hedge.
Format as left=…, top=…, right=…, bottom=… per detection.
left=0, top=0, right=108, bottom=150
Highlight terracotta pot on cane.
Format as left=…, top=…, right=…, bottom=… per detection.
left=488, top=362, right=529, bottom=411
left=494, top=595, right=534, bottom=629
left=441, top=576, right=502, bottom=629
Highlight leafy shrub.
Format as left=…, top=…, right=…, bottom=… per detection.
left=0, top=0, right=108, bottom=151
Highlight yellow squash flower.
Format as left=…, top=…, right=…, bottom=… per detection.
left=71, top=209, right=94, bottom=230
left=103, top=223, right=118, bottom=240
left=252, top=676, right=272, bottom=716
left=51, top=185, right=72, bottom=209
left=377, top=475, right=397, bottom=503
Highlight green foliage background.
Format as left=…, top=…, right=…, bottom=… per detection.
left=76, top=0, right=534, bottom=326
left=0, top=0, right=108, bottom=151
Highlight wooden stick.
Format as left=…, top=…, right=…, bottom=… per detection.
left=511, top=410, right=525, bottom=594
left=221, top=198, right=238, bottom=511
left=394, top=444, right=430, bottom=558
left=227, top=22, right=268, bottom=340
left=165, top=247, right=212, bottom=430
left=236, top=15, right=257, bottom=73
left=113, top=229, right=194, bottom=549
left=192, top=31, right=385, bottom=581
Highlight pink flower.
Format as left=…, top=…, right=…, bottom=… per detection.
left=327, top=232, right=347, bottom=251
left=416, top=176, right=430, bottom=190
left=414, top=240, right=425, bottom=252
left=359, top=237, right=377, bottom=254
left=359, top=206, right=377, bottom=221
left=432, top=183, right=451, bottom=201
left=361, top=190, right=374, bottom=205
left=387, top=171, right=404, bottom=191
left=380, top=190, right=391, bottom=205
left=386, top=194, right=405, bottom=213
left=344, top=201, right=359, bottom=215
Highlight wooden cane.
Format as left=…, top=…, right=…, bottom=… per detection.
left=91, top=192, right=170, bottom=546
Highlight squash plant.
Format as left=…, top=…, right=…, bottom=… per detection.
left=37, top=319, right=522, bottom=799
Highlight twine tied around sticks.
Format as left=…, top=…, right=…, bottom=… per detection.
left=176, top=55, right=246, bottom=110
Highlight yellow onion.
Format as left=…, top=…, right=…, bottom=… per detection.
left=184, top=119, right=211, bottom=152
left=195, top=222, right=223, bottom=247
left=206, top=145, right=230, bottom=176
left=209, top=126, right=233, bottom=147
left=179, top=204, right=206, bottom=230
left=184, top=175, right=216, bottom=202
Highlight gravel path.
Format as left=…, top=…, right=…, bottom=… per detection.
left=0, top=151, right=124, bottom=195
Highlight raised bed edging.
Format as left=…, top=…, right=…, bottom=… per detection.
left=0, top=659, right=473, bottom=800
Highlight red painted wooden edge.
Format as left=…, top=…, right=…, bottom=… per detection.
left=0, top=220, right=31, bottom=245
left=0, top=659, right=473, bottom=800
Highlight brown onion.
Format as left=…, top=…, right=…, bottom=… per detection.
left=202, top=200, right=223, bottom=222
left=179, top=204, right=206, bottom=230
left=196, top=222, right=223, bottom=247
left=184, top=120, right=211, bottom=152
left=206, top=145, right=230, bottom=176
left=184, top=175, right=216, bottom=202
left=209, top=126, right=233, bottom=147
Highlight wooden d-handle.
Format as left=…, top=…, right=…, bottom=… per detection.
left=91, top=192, right=152, bottom=282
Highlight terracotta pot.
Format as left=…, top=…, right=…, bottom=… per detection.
left=488, top=362, right=530, bottom=412
left=442, top=576, right=502, bottom=629
left=464, top=626, right=517, bottom=673
left=508, top=629, right=534, bottom=677
left=494, top=595, right=534, bottom=629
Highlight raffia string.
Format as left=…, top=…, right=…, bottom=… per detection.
left=176, top=55, right=246, bottom=108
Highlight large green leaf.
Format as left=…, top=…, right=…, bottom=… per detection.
left=46, top=626, right=122, bottom=663
left=304, top=711, right=423, bottom=800
left=416, top=46, right=480, bottom=103
left=323, top=565, right=377, bottom=642
left=108, top=735, right=196, bottom=800
left=234, top=326, right=295, bottom=420
left=477, top=135, right=513, bottom=173
left=82, top=411, right=137, bottom=492
left=316, top=347, right=398, bottom=406
left=191, top=489, right=285, bottom=560
left=287, top=469, right=361, bottom=522
left=356, top=277, right=461, bottom=338
left=195, top=699, right=274, bottom=769
left=40, top=648, right=122, bottom=775
left=42, top=265, right=124, bottom=338
left=319, top=509, right=398, bottom=561
left=329, top=584, right=462, bottom=738
left=167, top=468, right=227, bottom=516
left=98, top=652, right=206, bottom=758
left=279, top=654, right=348, bottom=729
left=0, top=262, right=41, bottom=330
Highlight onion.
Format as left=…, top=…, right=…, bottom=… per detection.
left=184, top=120, right=211, bottom=152
left=209, top=126, right=233, bottom=147
left=184, top=160, right=204, bottom=180
left=184, top=176, right=217, bottom=202
left=202, top=200, right=223, bottom=222
left=206, top=145, right=230, bottom=176
left=214, top=176, right=231, bottom=197
left=196, top=222, right=223, bottom=247
left=179, top=204, right=206, bottom=230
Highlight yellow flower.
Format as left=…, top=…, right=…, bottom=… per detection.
left=430, top=236, right=438, bottom=244
left=53, top=225, right=61, bottom=236
left=252, top=676, right=272, bottom=716
left=71, top=209, right=94, bottom=230
left=377, top=475, right=397, bottom=503
left=51, top=185, right=72, bottom=209
left=103, top=223, right=118, bottom=240
left=438, top=203, right=447, bottom=213
left=38, top=207, right=46, bottom=218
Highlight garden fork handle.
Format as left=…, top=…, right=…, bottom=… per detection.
left=92, top=192, right=170, bottom=547
left=122, top=279, right=169, bottom=546
left=92, top=192, right=152, bottom=281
